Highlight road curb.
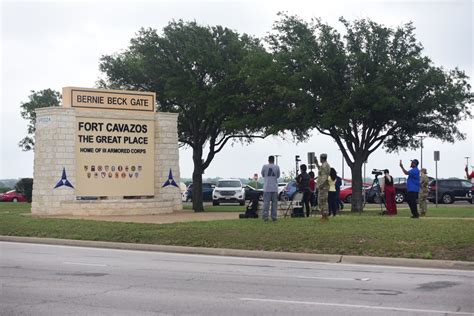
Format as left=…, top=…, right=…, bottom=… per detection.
left=1, top=235, right=473, bottom=270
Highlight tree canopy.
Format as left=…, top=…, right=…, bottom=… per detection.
left=19, top=89, right=61, bottom=151
left=265, top=14, right=472, bottom=211
left=99, top=20, right=271, bottom=211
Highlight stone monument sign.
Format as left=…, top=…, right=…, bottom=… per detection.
left=31, top=87, right=182, bottom=215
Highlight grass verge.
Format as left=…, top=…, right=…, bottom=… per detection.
left=1, top=203, right=473, bottom=261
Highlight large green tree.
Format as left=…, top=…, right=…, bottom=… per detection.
left=266, top=14, right=472, bottom=212
left=99, top=21, right=270, bottom=211
left=19, top=89, right=61, bottom=151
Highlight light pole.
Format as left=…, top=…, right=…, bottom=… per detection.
left=337, top=148, right=345, bottom=184
left=274, top=154, right=281, bottom=165
left=465, top=156, right=470, bottom=169
left=417, top=135, right=427, bottom=168
left=363, top=160, right=367, bottom=204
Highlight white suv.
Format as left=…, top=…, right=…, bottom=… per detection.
left=212, top=179, right=245, bottom=206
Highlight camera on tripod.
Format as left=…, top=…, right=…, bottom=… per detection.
left=371, top=169, right=384, bottom=176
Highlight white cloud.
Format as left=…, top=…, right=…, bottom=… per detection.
left=1, top=0, right=472, bottom=180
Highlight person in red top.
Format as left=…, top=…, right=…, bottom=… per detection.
left=465, top=165, right=474, bottom=203
left=381, top=169, right=397, bottom=215
left=308, top=171, right=316, bottom=214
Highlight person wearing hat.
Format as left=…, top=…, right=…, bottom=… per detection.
left=419, top=168, right=429, bottom=216
left=315, top=153, right=331, bottom=221
left=399, top=159, right=420, bottom=218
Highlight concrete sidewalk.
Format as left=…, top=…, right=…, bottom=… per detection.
left=2, top=235, right=473, bottom=271
left=41, top=210, right=238, bottom=224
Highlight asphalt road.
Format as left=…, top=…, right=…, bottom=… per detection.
left=1, top=242, right=473, bottom=316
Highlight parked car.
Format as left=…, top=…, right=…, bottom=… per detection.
left=339, top=182, right=371, bottom=203
left=212, top=179, right=245, bottom=206
left=185, top=183, right=215, bottom=202
left=428, top=179, right=473, bottom=204
left=392, top=177, right=436, bottom=203
left=279, top=181, right=298, bottom=201
left=244, top=184, right=263, bottom=201
left=0, top=190, right=27, bottom=202
left=365, top=184, right=383, bottom=204
left=339, top=184, right=371, bottom=203
left=392, top=178, right=407, bottom=204
left=180, top=182, right=187, bottom=202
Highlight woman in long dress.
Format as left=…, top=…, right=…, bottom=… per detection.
left=382, top=169, right=397, bottom=215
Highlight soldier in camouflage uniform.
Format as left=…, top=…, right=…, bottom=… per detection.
left=419, top=168, right=429, bottom=216
left=315, top=153, right=331, bottom=221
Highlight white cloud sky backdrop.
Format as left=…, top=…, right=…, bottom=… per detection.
left=1, top=0, right=473, bottom=181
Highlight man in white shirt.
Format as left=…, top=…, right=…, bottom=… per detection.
left=261, top=156, right=280, bottom=222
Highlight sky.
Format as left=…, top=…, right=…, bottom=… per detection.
left=1, top=0, right=473, bottom=182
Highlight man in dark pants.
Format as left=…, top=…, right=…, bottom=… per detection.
left=399, top=159, right=420, bottom=218
left=296, top=164, right=311, bottom=217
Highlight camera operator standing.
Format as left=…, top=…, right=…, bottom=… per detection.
left=400, top=159, right=420, bottom=218
left=296, top=164, right=311, bottom=217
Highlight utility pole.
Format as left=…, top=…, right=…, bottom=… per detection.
left=417, top=135, right=427, bottom=168
left=464, top=156, right=470, bottom=168
left=274, top=154, right=281, bottom=165
left=341, top=152, right=345, bottom=183
left=337, top=148, right=345, bottom=185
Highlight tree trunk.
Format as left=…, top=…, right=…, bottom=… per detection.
left=192, top=147, right=205, bottom=212
left=350, top=159, right=364, bottom=212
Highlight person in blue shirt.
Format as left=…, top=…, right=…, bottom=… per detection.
left=399, top=159, right=420, bottom=218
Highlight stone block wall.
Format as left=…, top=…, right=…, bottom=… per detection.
left=31, top=107, right=182, bottom=215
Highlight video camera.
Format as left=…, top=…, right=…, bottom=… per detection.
left=371, top=169, right=384, bottom=176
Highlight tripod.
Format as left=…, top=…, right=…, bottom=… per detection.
left=363, top=174, right=387, bottom=214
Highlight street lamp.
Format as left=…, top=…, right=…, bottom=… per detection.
left=338, top=148, right=345, bottom=184
left=274, top=154, right=281, bottom=165
left=417, top=135, right=427, bottom=168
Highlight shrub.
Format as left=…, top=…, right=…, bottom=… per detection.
left=15, top=178, right=33, bottom=203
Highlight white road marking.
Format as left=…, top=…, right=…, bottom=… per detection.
left=240, top=298, right=474, bottom=315
left=63, top=261, right=107, bottom=267
left=296, top=276, right=370, bottom=281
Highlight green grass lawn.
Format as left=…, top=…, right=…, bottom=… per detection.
left=1, top=202, right=473, bottom=261
left=188, top=202, right=474, bottom=218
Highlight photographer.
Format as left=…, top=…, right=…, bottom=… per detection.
left=381, top=169, right=397, bottom=215
left=400, top=159, right=420, bottom=219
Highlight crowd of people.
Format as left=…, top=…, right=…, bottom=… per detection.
left=260, top=154, right=474, bottom=222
